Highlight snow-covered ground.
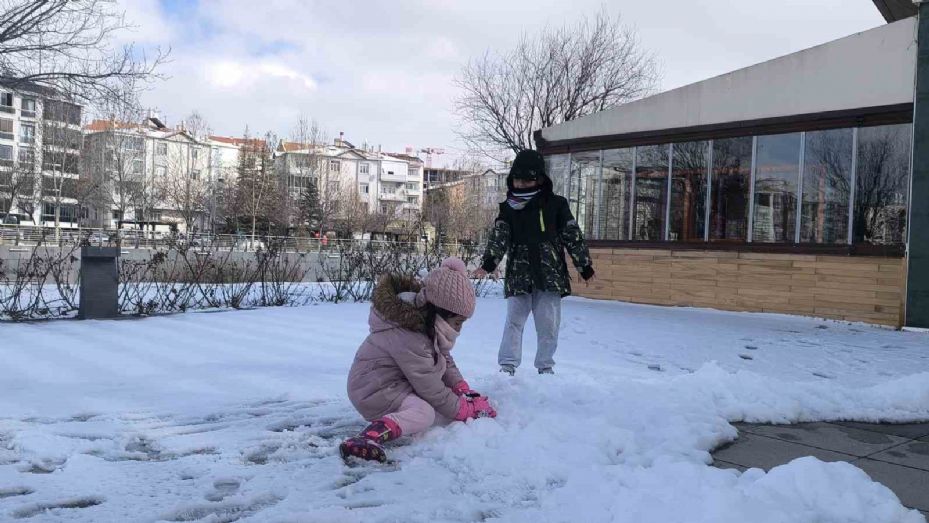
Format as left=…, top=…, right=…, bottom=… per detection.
left=1, top=297, right=928, bottom=522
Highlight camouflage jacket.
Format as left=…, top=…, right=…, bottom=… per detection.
left=481, top=192, right=593, bottom=298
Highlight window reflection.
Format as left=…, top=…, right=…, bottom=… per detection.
left=710, top=137, right=752, bottom=242
left=600, top=148, right=634, bottom=240
left=802, top=129, right=852, bottom=244
left=633, top=145, right=669, bottom=240
left=753, top=133, right=801, bottom=243
left=570, top=151, right=600, bottom=237
left=669, top=141, right=708, bottom=241
left=854, top=124, right=911, bottom=245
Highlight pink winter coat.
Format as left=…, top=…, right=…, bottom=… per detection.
left=346, top=274, right=464, bottom=421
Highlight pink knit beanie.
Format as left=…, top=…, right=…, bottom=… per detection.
left=421, top=257, right=476, bottom=318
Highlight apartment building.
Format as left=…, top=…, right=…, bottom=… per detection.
left=83, top=116, right=212, bottom=233
left=0, top=84, right=82, bottom=228
left=273, top=135, right=424, bottom=231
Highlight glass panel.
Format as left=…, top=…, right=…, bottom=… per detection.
left=669, top=141, right=708, bottom=241
left=801, top=128, right=853, bottom=244
left=544, top=154, right=570, bottom=197
left=633, top=145, right=669, bottom=240
left=570, top=151, right=599, bottom=236
left=854, top=123, right=912, bottom=245
left=600, top=148, right=634, bottom=240
left=752, top=133, right=800, bottom=243
left=710, top=137, right=752, bottom=241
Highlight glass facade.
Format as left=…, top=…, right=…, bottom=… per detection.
left=854, top=124, right=911, bottom=245
left=710, top=137, right=752, bottom=242
left=633, top=145, right=669, bottom=240
left=600, top=148, right=634, bottom=240
left=669, top=141, right=708, bottom=241
left=752, top=133, right=801, bottom=243
left=802, top=128, right=853, bottom=244
left=544, top=122, right=912, bottom=248
left=570, top=151, right=600, bottom=236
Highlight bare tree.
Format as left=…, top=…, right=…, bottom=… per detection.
left=0, top=150, right=37, bottom=222
left=81, top=87, right=148, bottom=230
left=159, top=112, right=211, bottom=233
left=38, top=98, right=83, bottom=236
left=455, top=10, right=658, bottom=158
left=233, top=130, right=276, bottom=243
left=0, top=0, right=168, bottom=102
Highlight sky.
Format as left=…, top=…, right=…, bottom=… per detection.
left=119, top=0, right=886, bottom=167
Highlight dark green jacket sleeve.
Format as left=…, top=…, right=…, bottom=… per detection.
left=557, top=198, right=595, bottom=279
left=481, top=206, right=510, bottom=272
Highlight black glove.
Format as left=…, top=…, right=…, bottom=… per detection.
left=580, top=266, right=595, bottom=281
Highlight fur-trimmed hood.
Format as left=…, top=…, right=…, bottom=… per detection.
left=370, top=274, right=426, bottom=333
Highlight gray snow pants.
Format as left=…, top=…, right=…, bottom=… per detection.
left=498, top=290, right=562, bottom=370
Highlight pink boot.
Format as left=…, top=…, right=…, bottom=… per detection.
left=339, top=418, right=401, bottom=463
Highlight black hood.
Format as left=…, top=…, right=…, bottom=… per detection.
left=506, top=170, right=553, bottom=194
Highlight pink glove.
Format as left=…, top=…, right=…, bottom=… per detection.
left=454, top=395, right=497, bottom=421
left=451, top=380, right=471, bottom=396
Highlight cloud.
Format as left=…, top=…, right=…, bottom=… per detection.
left=120, top=0, right=884, bottom=166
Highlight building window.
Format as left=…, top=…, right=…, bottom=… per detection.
left=192, top=148, right=199, bottom=160
left=599, top=149, right=633, bottom=241
left=545, top=154, right=571, bottom=203
left=126, top=136, right=144, bottom=152
left=633, top=145, right=669, bottom=240
left=359, top=163, right=369, bottom=174
left=20, top=123, right=34, bottom=144
left=801, top=128, right=853, bottom=244
left=43, top=203, right=77, bottom=223
left=570, top=151, right=600, bottom=237
left=43, top=100, right=81, bottom=125
left=407, top=196, right=418, bottom=205
left=112, top=210, right=123, bottom=221
left=155, top=165, right=166, bottom=177
left=0, top=93, right=13, bottom=113
left=710, top=137, right=752, bottom=242
left=132, top=159, right=144, bottom=175
left=18, top=147, right=34, bottom=166
left=854, top=123, right=911, bottom=245
left=21, top=98, right=36, bottom=117
left=752, top=133, right=801, bottom=243
left=668, top=141, right=709, bottom=242
left=191, top=169, right=200, bottom=180
left=0, top=144, right=12, bottom=163
left=156, top=142, right=167, bottom=156
left=329, top=160, right=340, bottom=172
left=360, top=183, right=369, bottom=194
left=406, top=182, right=418, bottom=191
left=0, top=118, right=13, bottom=140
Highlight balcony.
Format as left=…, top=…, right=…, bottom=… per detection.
left=0, top=106, right=13, bottom=115
left=379, top=192, right=406, bottom=202
left=380, top=170, right=407, bottom=183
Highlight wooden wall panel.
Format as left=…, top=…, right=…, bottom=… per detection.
left=574, top=247, right=906, bottom=327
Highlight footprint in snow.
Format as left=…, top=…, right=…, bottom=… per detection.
left=811, top=372, right=836, bottom=379
left=160, top=493, right=281, bottom=523
left=204, top=478, right=241, bottom=502
left=738, top=354, right=754, bottom=361
left=0, top=487, right=34, bottom=499
left=744, top=345, right=758, bottom=350
left=647, top=364, right=662, bottom=372
left=11, top=496, right=104, bottom=519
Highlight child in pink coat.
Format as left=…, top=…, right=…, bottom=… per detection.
left=340, top=258, right=497, bottom=462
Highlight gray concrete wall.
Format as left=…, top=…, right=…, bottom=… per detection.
left=541, top=17, right=917, bottom=142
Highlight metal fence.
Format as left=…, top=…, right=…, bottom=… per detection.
left=0, top=224, right=477, bottom=254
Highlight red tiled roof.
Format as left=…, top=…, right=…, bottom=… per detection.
left=210, top=135, right=266, bottom=148
left=83, top=119, right=141, bottom=132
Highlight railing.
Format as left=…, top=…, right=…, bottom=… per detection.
left=0, top=224, right=478, bottom=254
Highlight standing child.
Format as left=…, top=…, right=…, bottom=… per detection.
left=341, top=258, right=497, bottom=463
left=474, top=150, right=595, bottom=375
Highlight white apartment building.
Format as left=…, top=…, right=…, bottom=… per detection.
left=83, top=116, right=213, bottom=233
left=274, top=135, right=424, bottom=231
left=0, top=84, right=83, bottom=228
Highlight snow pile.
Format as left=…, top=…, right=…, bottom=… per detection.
left=1, top=297, right=927, bottom=522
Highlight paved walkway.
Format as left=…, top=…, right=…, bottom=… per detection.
left=712, top=421, right=929, bottom=517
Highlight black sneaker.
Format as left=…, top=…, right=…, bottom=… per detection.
left=538, top=368, right=554, bottom=375
left=499, top=365, right=515, bottom=376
